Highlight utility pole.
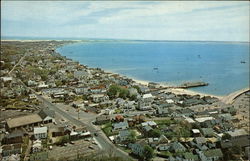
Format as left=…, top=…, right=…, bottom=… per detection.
left=78, top=108, right=80, bottom=120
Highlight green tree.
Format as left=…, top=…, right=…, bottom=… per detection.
left=127, top=130, right=136, bottom=143
left=143, top=145, right=154, bottom=160
left=132, top=85, right=142, bottom=94
left=57, top=135, right=69, bottom=145
left=148, top=129, right=161, bottom=137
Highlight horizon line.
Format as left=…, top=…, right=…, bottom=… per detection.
left=1, top=35, right=249, bottom=43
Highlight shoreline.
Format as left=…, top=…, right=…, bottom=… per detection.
left=2, top=39, right=242, bottom=100
left=54, top=41, right=231, bottom=100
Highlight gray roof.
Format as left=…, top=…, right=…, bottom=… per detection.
left=113, top=121, right=129, bottom=129
left=204, top=149, right=223, bottom=158
left=228, top=129, right=248, bottom=137
left=119, top=130, right=130, bottom=137
left=7, top=114, right=42, bottom=129
left=194, top=137, right=206, bottom=144
left=38, top=108, right=55, bottom=119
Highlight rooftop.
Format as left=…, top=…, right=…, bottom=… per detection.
left=7, top=114, right=42, bottom=129
left=195, top=117, right=214, bottom=123
left=34, top=127, right=48, bottom=134
left=228, top=129, right=248, bottom=137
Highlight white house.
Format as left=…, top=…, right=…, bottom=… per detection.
left=34, top=127, right=48, bottom=140
left=32, top=140, right=42, bottom=153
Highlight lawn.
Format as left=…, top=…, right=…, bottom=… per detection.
left=102, top=122, right=118, bottom=137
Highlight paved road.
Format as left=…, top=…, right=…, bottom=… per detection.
left=221, top=88, right=250, bottom=104
left=36, top=95, right=134, bottom=160
left=8, top=51, right=133, bottom=160
left=8, top=52, right=28, bottom=75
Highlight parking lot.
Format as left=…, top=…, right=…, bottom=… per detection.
left=48, top=139, right=99, bottom=160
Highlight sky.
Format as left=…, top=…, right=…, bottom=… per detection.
left=1, top=1, right=249, bottom=41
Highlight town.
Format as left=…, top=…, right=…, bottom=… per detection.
left=0, top=40, right=249, bottom=161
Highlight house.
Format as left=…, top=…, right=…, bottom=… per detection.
left=195, top=117, right=215, bottom=124
left=129, top=143, right=145, bottom=158
left=1, top=77, right=13, bottom=82
left=49, top=127, right=70, bottom=137
left=75, top=87, right=89, bottom=95
left=158, top=144, right=169, bottom=151
left=95, top=115, right=110, bottom=125
left=2, top=143, right=22, bottom=157
left=38, top=108, right=55, bottom=123
left=183, top=152, right=199, bottom=161
left=156, top=106, right=170, bottom=116
left=6, top=114, right=43, bottom=131
left=203, top=149, right=223, bottom=160
left=222, top=129, right=250, bottom=148
left=37, top=82, right=49, bottom=88
left=201, top=128, right=215, bottom=137
left=143, top=93, right=154, bottom=102
left=2, top=129, right=26, bottom=144
left=142, top=125, right=153, bottom=133
left=116, top=130, right=131, bottom=143
left=32, top=140, right=42, bottom=153
left=158, top=135, right=169, bottom=144
left=115, top=115, right=124, bottom=122
left=74, top=70, right=91, bottom=80
left=90, top=94, right=109, bottom=103
left=169, top=142, right=186, bottom=153
left=192, top=129, right=201, bottom=137
left=148, top=137, right=160, bottom=148
left=141, top=121, right=157, bottom=128
left=34, top=127, right=48, bottom=140
left=194, top=137, right=206, bottom=145
left=29, top=94, right=37, bottom=100
left=113, top=121, right=129, bottom=131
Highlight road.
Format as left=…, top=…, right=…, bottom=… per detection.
left=15, top=78, right=134, bottom=160
left=8, top=52, right=28, bottom=75
left=36, top=94, right=134, bottom=160
left=5, top=50, right=134, bottom=160
left=221, top=88, right=250, bottom=104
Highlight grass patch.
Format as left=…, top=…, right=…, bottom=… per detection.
left=102, top=122, right=118, bottom=137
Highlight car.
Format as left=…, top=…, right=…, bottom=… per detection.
left=94, top=133, right=98, bottom=136
left=70, top=141, right=75, bottom=144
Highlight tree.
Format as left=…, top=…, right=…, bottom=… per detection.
left=127, top=130, right=136, bottom=143
left=108, top=84, right=119, bottom=98
left=57, top=135, right=69, bottom=145
left=143, top=145, right=154, bottom=160
left=222, top=133, right=231, bottom=140
left=132, top=85, right=142, bottom=94
left=108, top=84, right=129, bottom=99
left=148, top=129, right=161, bottom=137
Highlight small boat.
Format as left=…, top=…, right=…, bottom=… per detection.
left=240, top=61, right=246, bottom=64
left=153, top=67, right=158, bottom=70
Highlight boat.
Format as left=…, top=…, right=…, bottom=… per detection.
left=153, top=67, right=158, bottom=70
left=240, top=61, right=246, bottom=64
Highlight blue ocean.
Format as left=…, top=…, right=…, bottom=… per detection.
left=57, top=41, right=249, bottom=96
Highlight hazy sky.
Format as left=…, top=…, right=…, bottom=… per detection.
left=1, top=1, right=249, bottom=41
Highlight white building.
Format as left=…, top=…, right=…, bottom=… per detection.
left=34, top=127, right=48, bottom=139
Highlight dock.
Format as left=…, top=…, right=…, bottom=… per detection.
left=178, top=82, right=209, bottom=88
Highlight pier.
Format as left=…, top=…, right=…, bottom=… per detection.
left=178, top=82, right=209, bottom=88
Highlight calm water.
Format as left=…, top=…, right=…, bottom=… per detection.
left=57, top=41, right=249, bottom=96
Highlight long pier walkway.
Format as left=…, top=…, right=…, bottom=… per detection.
left=221, top=87, right=250, bottom=104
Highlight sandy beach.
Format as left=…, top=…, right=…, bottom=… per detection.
left=132, top=78, right=223, bottom=99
